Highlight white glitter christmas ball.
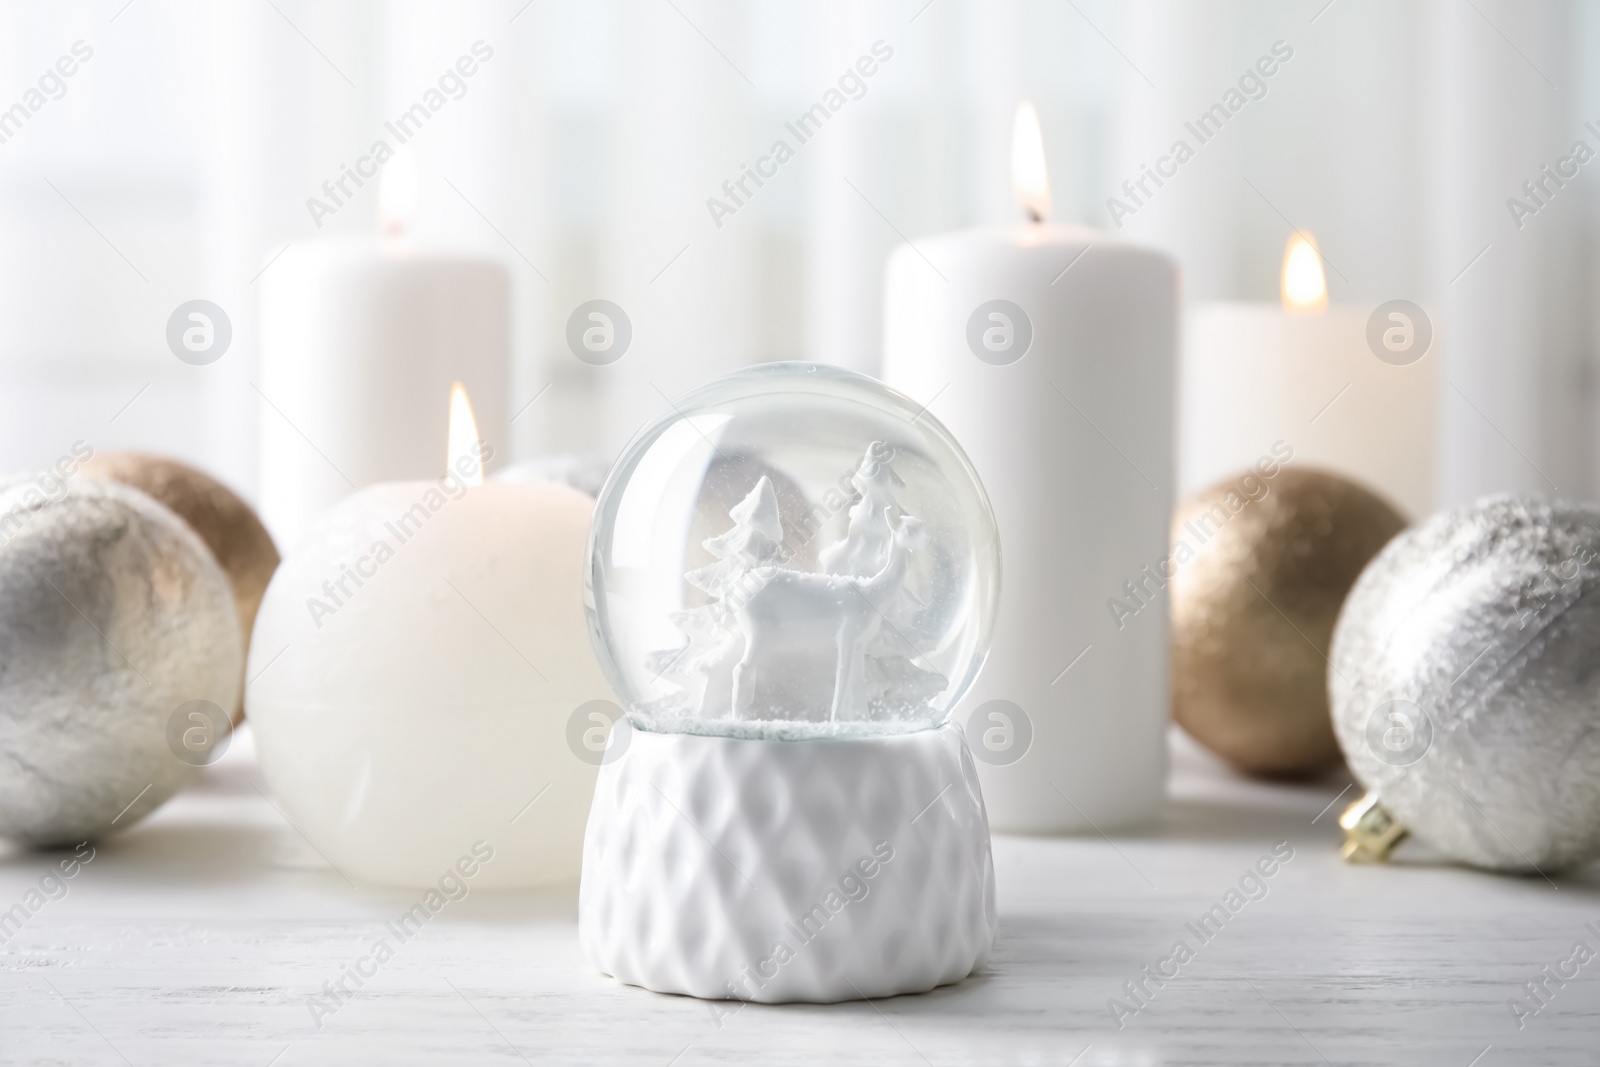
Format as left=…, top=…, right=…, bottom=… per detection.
left=0, top=476, right=242, bottom=846
left=1330, top=495, right=1600, bottom=872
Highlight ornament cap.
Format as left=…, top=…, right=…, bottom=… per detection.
left=1339, top=790, right=1409, bottom=863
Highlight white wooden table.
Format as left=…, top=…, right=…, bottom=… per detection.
left=2, top=727, right=1595, bottom=1065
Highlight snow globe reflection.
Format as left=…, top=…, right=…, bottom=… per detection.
left=588, top=362, right=998, bottom=739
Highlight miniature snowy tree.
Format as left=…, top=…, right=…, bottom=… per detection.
left=820, top=443, right=946, bottom=718
left=645, top=476, right=785, bottom=719
left=821, top=441, right=902, bottom=578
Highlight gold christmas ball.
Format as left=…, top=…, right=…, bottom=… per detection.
left=1170, top=465, right=1406, bottom=778
left=80, top=452, right=279, bottom=721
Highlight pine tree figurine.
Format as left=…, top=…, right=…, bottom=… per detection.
left=646, top=476, right=784, bottom=719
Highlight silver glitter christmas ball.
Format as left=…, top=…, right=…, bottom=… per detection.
left=0, top=476, right=242, bottom=846
left=80, top=451, right=278, bottom=723
left=1330, top=495, right=1600, bottom=873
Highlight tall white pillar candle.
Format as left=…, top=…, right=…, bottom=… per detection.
left=1181, top=237, right=1439, bottom=518
left=258, top=235, right=509, bottom=551
left=882, top=111, right=1177, bottom=831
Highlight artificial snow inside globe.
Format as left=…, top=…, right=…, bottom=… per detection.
left=579, top=362, right=1001, bottom=1004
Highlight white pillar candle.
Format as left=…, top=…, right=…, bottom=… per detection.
left=1181, top=236, right=1439, bottom=518
left=247, top=387, right=608, bottom=888
left=882, top=105, right=1177, bottom=833
left=257, top=174, right=509, bottom=551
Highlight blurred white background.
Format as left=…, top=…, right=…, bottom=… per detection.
left=2, top=0, right=1598, bottom=545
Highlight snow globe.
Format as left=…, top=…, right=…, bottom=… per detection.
left=579, top=362, right=1000, bottom=1003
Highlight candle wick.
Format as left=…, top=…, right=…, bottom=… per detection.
left=1027, top=209, right=1044, bottom=225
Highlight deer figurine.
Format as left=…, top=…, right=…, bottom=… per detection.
left=730, top=500, right=925, bottom=723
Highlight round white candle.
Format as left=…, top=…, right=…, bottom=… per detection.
left=883, top=109, right=1177, bottom=832
left=1181, top=237, right=1439, bottom=518
left=247, top=420, right=607, bottom=888
left=258, top=237, right=509, bottom=552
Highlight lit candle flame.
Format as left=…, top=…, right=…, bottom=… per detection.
left=447, top=382, right=484, bottom=486
left=378, top=153, right=419, bottom=236
left=1280, top=233, right=1328, bottom=314
left=1011, top=101, right=1051, bottom=224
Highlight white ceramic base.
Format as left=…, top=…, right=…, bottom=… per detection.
left=578, top=722, right=996, bottom=1003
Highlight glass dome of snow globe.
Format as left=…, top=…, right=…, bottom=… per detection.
left=587, top=361, right=1000, bottom=740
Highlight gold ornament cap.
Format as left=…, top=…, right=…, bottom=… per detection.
left=1339, top=790, right=1409, bottom=863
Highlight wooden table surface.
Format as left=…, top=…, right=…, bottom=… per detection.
left=2, top=727, right=1595, bottom=1066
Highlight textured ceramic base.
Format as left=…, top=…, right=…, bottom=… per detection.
left=579, top=722, right=996, bottom=1003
